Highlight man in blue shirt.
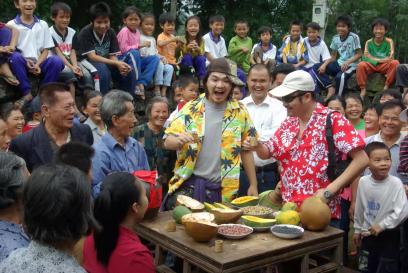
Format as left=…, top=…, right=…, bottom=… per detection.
left=91, top=90, right=149, bottom=197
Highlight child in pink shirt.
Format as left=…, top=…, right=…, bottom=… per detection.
left=117, top=6, right=159, bottom=99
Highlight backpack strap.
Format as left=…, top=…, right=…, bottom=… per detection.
left=326, top=111, right=337, bottom=181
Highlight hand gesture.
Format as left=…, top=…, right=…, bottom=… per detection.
left=341, top=62, right=350, bottom=72
left=142, top=41, right=151, bottom=48
left=117, top=61, right=131, bottom=76
left=175, top=133, right=194, bottom=149
left=369, top=224, right=383, bottom=236
left=72, top=65, right=83, bottom=77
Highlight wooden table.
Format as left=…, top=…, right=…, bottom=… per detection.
left=136, top=211, right=343, bottom=273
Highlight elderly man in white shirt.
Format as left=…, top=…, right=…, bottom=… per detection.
left=239, top=63, right=287, bottom=195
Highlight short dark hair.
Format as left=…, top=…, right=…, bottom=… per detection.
left=371, top=18, right=390, bottom=32
left=39, top=82, right=70, bottom=106
left=271, top=64, right=296, bottom=80
left=380, top=89, right=402, bottom=102
left=145, top=96, right=169, bottom=120
left=234, top=19, right=248, bottom=28
left=82, top=90, right=102, bottom=110
left=366, top=103, right=381, bottom=116
left=50, top=2, right=71, bottom=17
left=0, top=152, right=26, bottom=210
left=335, top=15, right=352, bottom=29
left=378, top=99, right=405, bottom=116
left=325, top=95, right=346, bottom=109
left=0, top=103, right=21, bottom=121
left=55, top=142, right=95, bottom=175
left=306, top=22, right=321, bottom=31
left=179, top=75, right=199, bottom=89
left=344, top=93, right=364, bottom=107
left=158, top=12, right=175, bottom=26
left=93, top=172, right=144, bottom=265
left=23, top=164, right=97, bottom=248
left=257, top=26, right=273, bottom=36
left=89, top=2, right=111, bottom=22
left=290, top=20, right=302, bottom=30
left=122, top=6, right=141, bottom=20
left=248, top=63, right=270, bottom=78
left=209, top=15, right=225, bottom=25
left=365, top=141, right=391, bottom=157
left=141, top=12, right=155, bottom=23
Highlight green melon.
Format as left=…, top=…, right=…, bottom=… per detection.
left=241, top=215, right=276, bottom=228
left=258, top=190, right=282, bottom=210
left=172, top=206, right=192, bottom=224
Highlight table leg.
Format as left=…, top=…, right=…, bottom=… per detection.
left=300, top=254, right=309, bottom=273
left=183, top=260, right=192, bottom=273
left=155, top=245, right=165, bottom=266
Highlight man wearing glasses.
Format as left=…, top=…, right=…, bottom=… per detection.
left=245, top=70, right=368, bottom=224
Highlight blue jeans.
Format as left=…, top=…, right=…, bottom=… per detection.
left=154, top=61, right=174, bottom=86
left=238, top=164, right=279, bottom=196
left=313, top=61, right=356, bottom=96
left=89, top=61, right=117, bottom=94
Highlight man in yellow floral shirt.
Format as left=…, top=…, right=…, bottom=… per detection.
left=163, top=58, right=258, bottom=209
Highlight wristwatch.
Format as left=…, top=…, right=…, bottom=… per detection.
left=323, top=189, right=333, bottom=200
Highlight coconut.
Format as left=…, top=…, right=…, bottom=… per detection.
left=184, top=221, right=218, bottom=242
left=176, top=195, right=205, bottom=212
left=181, top=212, right=215, bottom=225
left=211, top=208, right=243, bottom=224
left=299, top=197, right=331, bottom=231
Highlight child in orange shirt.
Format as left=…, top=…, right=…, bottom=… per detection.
left=157, top=13, right=179, bottom=66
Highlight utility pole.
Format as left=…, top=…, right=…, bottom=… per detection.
left=312, top=0, right=329, bottom=39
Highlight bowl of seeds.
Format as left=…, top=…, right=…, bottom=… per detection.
left=241, top=205, right=274, bottom=218
left=271, top=224, right=304, bottom=239
left=218, top=224, right=253, bottom=239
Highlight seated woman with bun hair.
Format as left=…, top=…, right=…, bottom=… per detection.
left=83, top=172, right=155, bottom=273
left=0, top=152, right=29, bottom=263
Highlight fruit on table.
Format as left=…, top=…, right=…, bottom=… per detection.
left=300, top=196, right=331, bottom=231
left=181, top=212, right=215, bottom=225
left=258, top=190, right=283, bottom=210
left=281, top=202, right=298, bottom=212
left=184, top=221, right=218, bottom=242
left=204, top=202, right=217, bottom=211
left=176, top=195, right=205, bottom=212
left=231, top=196, right=259, bottom=207
left=213, top=202, right=231, bottom=210
left=211, top=208, right=243, bottom=224
left=241, top=215, right=277, bottom=228
left=241, top=206, right=274, bottom=217
left=275, top=210, right=300, bottom=225
left=172, top=206, right=192, bottom=224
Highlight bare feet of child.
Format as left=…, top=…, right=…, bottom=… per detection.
left=14, top=93, right=33, bottom=108
left=325, top=86, right=336, bottom=102
left=0, top=63, right=19, bottom=86
left=160, top=86, right=167, bottom=97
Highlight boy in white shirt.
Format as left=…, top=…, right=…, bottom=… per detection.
left=8, top=0, right=64, bottom=106
left=354, top=141, right=408, bottom=273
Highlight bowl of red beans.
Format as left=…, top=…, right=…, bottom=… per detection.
left=217, top=224, right=253, bottom=239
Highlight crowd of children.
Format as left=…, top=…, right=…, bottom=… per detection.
left=2, top=0, right=408, bottom=272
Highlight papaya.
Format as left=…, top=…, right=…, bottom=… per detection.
left=172, top=206, right=192, bottom=224
left=184, top=221, right=218, bottom=242
left=241, top=215, right=276, bottom=228
left=258, top=190, right=282, bottom=210
left=300, top=197, right=331, bottom=231
left=213, top=202, right=231, bottom=210
left=176, top=195, right=205, bottom=211
left=204, top=202, right=216, bottom=211
left=211, top=208, right=243, bottom=224
left=281, top=202, right=298, bottom=212
left=231, top=196, right=259, bottom=207
left=275, top=210, right=300, bottom=225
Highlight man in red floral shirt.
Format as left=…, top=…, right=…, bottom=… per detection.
left=249, top=70, right=368, bottom=221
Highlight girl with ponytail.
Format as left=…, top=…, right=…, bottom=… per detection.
left=83, top=172, right=154, bottom=273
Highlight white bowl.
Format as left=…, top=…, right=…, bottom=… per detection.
left=271, top=224, right=304, bottom=239
left=218, top=224, right=253, bottom=239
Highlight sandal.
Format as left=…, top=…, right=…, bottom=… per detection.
left=0, top=74, right=19, bottom=86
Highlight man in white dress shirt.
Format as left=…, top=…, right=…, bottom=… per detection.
left=239, top=64, right=287, bottom=195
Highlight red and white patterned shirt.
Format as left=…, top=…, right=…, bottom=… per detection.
left=265, top=103, right=365, bottom=219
